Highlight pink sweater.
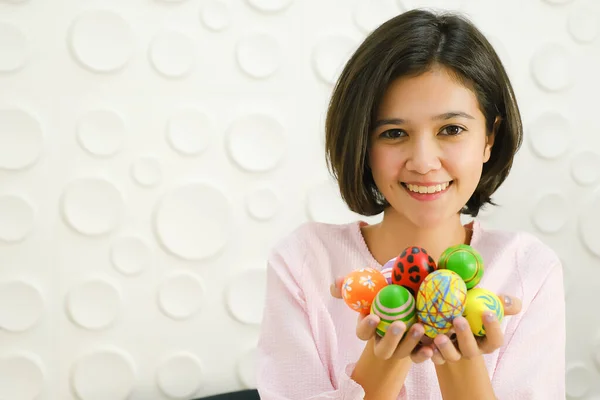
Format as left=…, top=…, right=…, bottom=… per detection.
left=256, top=220, right=566, bottom=399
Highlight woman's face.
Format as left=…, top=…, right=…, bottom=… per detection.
left=368, top=66, right=495, bottom=228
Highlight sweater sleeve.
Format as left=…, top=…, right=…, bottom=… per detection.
left=491, top=261, right=566, bottom=400
left=255, top=244, right=367, bottom=400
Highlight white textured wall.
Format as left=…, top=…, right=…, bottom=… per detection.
left=0, top=0, right=599, bottom=399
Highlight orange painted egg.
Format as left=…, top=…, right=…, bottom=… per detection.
left=341, top=268, right=388, bottom=314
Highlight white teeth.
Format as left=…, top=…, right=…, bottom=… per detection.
left=406, top=182, right=450, bottom=194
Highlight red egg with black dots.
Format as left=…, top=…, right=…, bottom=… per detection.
left=391, top=246, right=437, bottom=297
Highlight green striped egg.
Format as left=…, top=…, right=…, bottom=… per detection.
left=438, top=244, right=484, bottom=290
left=370, top=284, right=417, bottom=337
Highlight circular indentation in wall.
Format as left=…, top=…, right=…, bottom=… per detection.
left=61, top=178, right=124, bottom=236
left=149, top=30, right=195, bottom=78
left=157, top=272, right=205, bottom=320
left=66, top=279, right=121, bottom=330
left=246, top=186, right=279, bottom=221
left=0, top=194, right=35, bottom=242
left=531, top=44, right=572, bottom=92
left=200, top=0, right=231, bottom=32
left=236, top=33, right=281, bottom=79
left=531, top=193, right=568, bottom=234
left=226, top=269, right=266, bottom=325
left=226, top=113, right=286, bottom=172
left=166, top=109, right=213, bottom=156
left=0, top=280, right=43, bottom=332
left=0, top=23, right=28, bottom=72
left=154, top=183, right=232, bottom=260
left=236, top=348, right=256, bottom=388
left=566, top=364, right=592, bottom=398
left=68, top=10, right=133, bottom=73
left=110, top=236, right=152, bottom=276
left=0, top=108, right=43, bottom=171
left=527, top=112, right=571, bottom=159
left=0, top=353, right=44, bottom=400
left=131, top=156, right=162, bottom=187
left=306, top=180, right=357, bottom=224
left=312, top=35, right=357, bottom=85
left=571, top=151, right=600, bottom=186
left=76, top=109, right=125, bottom=157
left=156, top=352, right=204, bottom=399
left=568, top=6, right=599, bottom=44
left=579, top=193, right=600, bottom=258
left=245, top=0, right=292, bottom=13
left=353, top=0, right=399, bottom=34
left=71, top=348, right=136, bottom=400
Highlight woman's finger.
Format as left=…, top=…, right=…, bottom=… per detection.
left=394, top=323, right=426, bottom=359
left=373, top=321, right=407, bottom=359
left=452, top=316, right=479, bottom=359
left=434, top=334, right=461, bottom=363
left=431, top=346, right=446, bottom=365
left=410, top=345, right=433, bottom=364
left=329, top=277, right=345, bottom=298
left=356, top=314, right=379, bottom=341
left=478, top=312, right=504, bottom=353
left=499, top=294, right=522, bottom=316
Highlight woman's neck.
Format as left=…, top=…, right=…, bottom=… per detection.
left=361, top=210, right=472, bottom=266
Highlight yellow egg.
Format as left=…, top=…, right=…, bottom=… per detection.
left=463, top=288, right=504, bottom=336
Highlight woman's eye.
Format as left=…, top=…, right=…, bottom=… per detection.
left=380, top=129, right=406, bottom=139
left=441, top=125, right=464, bottom=136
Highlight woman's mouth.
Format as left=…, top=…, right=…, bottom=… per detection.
left=400, top=181, right=453, bottom=201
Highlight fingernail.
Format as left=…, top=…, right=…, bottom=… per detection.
left=412, top=328, right=422, bottom=338
left=437, top=336, right=449, bottom=345
left=484, top=312, right=495, bottom=322
left=392, top=326, right=402, bottom=335
left=455, top=319, right=467, bottom=332
left=503, top=295, right=512, bottom=308
left=369, top=318, right=377, bottom=327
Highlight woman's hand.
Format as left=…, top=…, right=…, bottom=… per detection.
left=427, top=294, right=522, bottom=365
left=330, top=277, right=434, bottom=364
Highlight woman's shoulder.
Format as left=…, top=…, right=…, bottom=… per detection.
left=473, top=219, right=562, bottom=285
left=267, top=220, right=372, bottom=283
left=270, top=220, right=365, bottom=257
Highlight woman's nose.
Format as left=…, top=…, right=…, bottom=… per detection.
left=405, top=137, right=442, bottom=174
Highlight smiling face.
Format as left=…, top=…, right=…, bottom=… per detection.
left=368, top=65, right=495, bottom=228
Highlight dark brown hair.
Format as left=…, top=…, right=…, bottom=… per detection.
left=324, top=8, right=523, bottom=217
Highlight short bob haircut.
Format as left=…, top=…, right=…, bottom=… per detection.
left=325, top=8, right=523, bottom=217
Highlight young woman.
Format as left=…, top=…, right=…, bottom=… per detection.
left=256, top=8, right=565, bottom=400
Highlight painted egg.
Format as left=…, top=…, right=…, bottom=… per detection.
left=381, top=267, right=393, bottom=284
left=416, top=269, right=467, bottom=338
left=341, top=268, right=388, bottom=314
left=382, top=257, right=396, bottom=270
left=438, top=244, right=484, bottom=289
left=391, top=246, right=437, bottom=297
left=463, top=288, right=504, bottom=336
left=370, top=284, right=417, bottom=337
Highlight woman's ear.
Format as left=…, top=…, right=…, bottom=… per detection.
left=484, top=116, right=501, bottom=163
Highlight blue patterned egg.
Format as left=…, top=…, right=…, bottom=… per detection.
left=416, top=269, right=467, bottom=338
